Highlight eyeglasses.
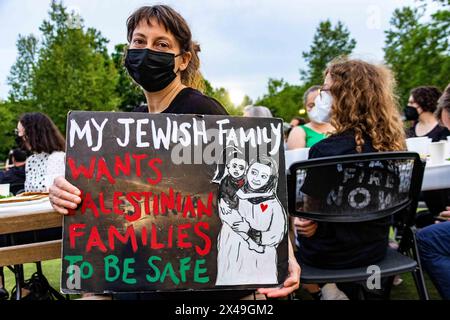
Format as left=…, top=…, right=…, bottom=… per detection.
left=317, top=87, right=331, bottom=101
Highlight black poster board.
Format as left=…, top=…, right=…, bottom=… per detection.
left=61, top=111, right=288, bottom=293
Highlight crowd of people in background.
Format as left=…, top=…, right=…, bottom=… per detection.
left=0, top=3, right=449, bottom=301
left=416, top=84, right=450, bottom=300
left=284, top=78, right=450, bottom=300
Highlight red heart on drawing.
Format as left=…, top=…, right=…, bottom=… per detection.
left=260, top=203, right=268, bottom=212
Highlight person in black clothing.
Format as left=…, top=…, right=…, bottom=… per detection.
left=0, top=148, right=27, bottom=195
left=405, top=86, right=450, bottom=225
left=405, top=86, right=450, bottom=141
left=48, top=5, right=300, bottom=300
left=0, top=148, right=27, bottom=299
left=294, top=58, right=407, bottom=299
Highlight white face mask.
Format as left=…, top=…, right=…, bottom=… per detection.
left=308, top=91, right=333, bottom=124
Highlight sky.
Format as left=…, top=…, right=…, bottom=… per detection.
left=0, top=0, right=435, bottom=104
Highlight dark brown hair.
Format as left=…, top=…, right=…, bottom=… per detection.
left=326, top=58, right=406, bottom=153
left=126, top=5, right=204, bottom=91
left=12, top=148, right=27, bottom=162
left=19, top=112, right=65, bottom=154
left=410, top=86, right=442, bottom=113
left=435, top=84, right=450, bottom=124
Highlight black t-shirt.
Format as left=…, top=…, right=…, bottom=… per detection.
left=0, top=165, right=25, bottom=194
left=132, top=87, right=228, bottom=115
left=0, top=166, right=25, bottom=185
left=297, top=131, right=391, bottom=269
left=118, top=88, right=257, bottom=300
left=406, top=123, right=450, bottom=142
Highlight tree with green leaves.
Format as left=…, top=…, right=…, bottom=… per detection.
left=7, top=35, right=39, bottom=103
left=238, top=95, right=253, bottom=109
left=203, top=79, right=243, bottom=115
left=256, top=78, right=304, bottom=121
left=300, top=20, right=356, bottom=87
left=256, top=20, right=356, bottom=122
left=7, top=0, right=120, bottom=132
left=384, top=2, right=450, bottom=105
left=31, top=1, right=119, bottom=129
left=0, top=101, right=17, bottom=160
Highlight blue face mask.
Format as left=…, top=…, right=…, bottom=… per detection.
left=308, top=91, right=333, bottom=124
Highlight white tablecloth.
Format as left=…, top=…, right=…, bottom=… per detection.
left=285, top=150, right=450, bottom=191
left=0, top=198, right=53, bottom=215
left=285, top=149, right=310, bottom=173
left=421, top=160, right=450, bottom=191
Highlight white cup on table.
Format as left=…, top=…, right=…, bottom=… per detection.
left=0, top=183, right=10, bottom=196
left=406, top=137, right=432, bottom=158
left=429, top=141, right=447, bottom=165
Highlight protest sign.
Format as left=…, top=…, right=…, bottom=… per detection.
left=61, top=111, right=288, bottom=293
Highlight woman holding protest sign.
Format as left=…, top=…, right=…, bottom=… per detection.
left=49, top=4, right=299, bottom=299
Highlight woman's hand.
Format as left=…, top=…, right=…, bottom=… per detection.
left=49, top=176, right=82, bottom=215
left=436, top=207, right=450, bottom=223
left=294, top=217, right=318, bottom=238
left=257, top=240, right=300, bottom=298
left=439, top=207, right=450, bottom=219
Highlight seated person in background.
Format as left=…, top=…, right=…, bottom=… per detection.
left=417, top=83, right=450, bottom=300
left=3, top=149, right=14, bottom=171
left=405, top=86, right=450, bottom=226
left=243, top=105, right=273, bottom=118
left=294, top=58, right=407, bottom=300
left=0, top=148, right=27, bottom=195
left=14, top=113, right=65, bottom=261
left=0, top=148, right=28, bottom=300
left=405, top=86, right=450, bottom=142
left=285, top=117, right=306, bottom=142
left=16, top=112, right=66, bottom=192
left=287, top=85, right=334, bottom=150
left=290, top=116, right=306, bottom=128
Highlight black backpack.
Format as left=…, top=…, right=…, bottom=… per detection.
left=11, top=272, right=54, bottom=300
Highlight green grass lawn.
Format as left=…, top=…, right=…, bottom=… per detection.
left=294, top=272, right=442, bottom=300
left=390, top=273, right=441, bottom=300
left=2, top=259, right=442, bottom=300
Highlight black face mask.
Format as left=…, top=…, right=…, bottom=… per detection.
left=124, top=48, right=182, bottom=93
left=404, top=106, right=419, bottom=121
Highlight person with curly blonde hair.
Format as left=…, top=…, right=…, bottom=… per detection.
left=324, top=58, right=406, bottom=153
left=294, top=58, right=407, bottom=300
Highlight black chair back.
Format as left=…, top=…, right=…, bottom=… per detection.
left=287, top=152, right=424, bottom=223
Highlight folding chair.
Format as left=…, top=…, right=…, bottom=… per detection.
left=287, top=151, right=429, bottom=300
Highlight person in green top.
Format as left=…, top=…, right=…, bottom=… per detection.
left=287, top=85, right=334, bottom=150
left=299, top=124, right=327, bottom=148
